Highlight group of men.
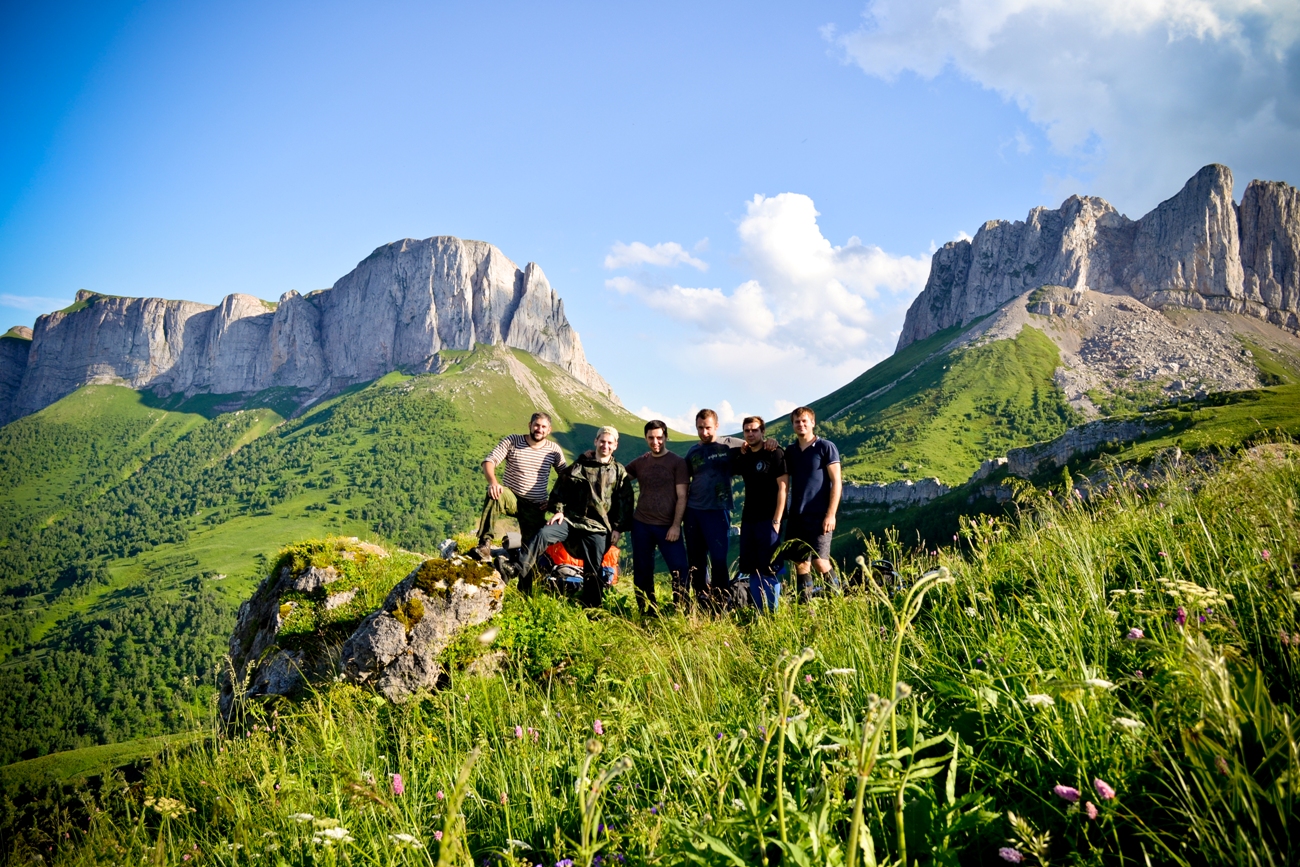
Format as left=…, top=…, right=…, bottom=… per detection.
left=473, top=406, right=841, bottom=613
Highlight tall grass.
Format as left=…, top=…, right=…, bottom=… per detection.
left=10, top=446, right=1299, bottom=866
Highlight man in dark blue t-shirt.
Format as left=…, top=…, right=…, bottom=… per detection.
left=784, top=405, right=842, bottom=600
left=684, top=408, right=744, bottom=609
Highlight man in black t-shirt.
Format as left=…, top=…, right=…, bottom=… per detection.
left=729, top=415, right=788, bottom=611
left=784, top=405, right=842, bottom=600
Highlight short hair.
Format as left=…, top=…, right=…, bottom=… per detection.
left=742, top=415, right=765, bottom=433
left=595, top=425, right=619, bottom=442
left=696, top=408, right=718, bottom=425
left=791, top=406, right=816, bottom=423
left=529, top=411, right=552, bottom=425
left=644, top=419, right=668, bottom=438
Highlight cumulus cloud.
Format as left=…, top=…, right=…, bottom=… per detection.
left=826, top=0, right=1300, bottom=211
left=604, top=240, right=708, bottom=271
left=607, top=193, right=930, bottom=417
left=636, top=400, right=743, bottom=436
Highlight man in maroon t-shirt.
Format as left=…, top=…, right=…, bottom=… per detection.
left=625, top=419, right=689, bottom=615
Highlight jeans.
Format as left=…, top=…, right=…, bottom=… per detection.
left=684, top=507, right=731, bottom=606
left=476, top=487, right=548, bottom=547
left=630, top=519, right=688, bottom=613
left=516, top=521, right=611, bottom=608
left=748, top=573, right=782, bottom=612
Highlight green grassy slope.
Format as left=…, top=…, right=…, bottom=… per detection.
left=6, top=449, right=1297, bottom=866
left=769, top=325, right=1080, bottom=484
left=0, top=345, right=654, bottom=764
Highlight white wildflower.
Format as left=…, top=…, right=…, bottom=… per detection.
left=826, top=668, right=857, bottom=676
left=732, top=798, right=745, bottom=810
left=388, top=833, right=423, bottom=849
left=815, top=743, right=844, bottom=751
left=1025, top=694, right=1055, bottom=708
left=289, top=813, right=314, bottom=823
left=964, top=607, right=980, bottom=618
left=314, top=826, right=353, bottom=844
left=1084, top=679, right=1115, bottom=690
left=1113, top=717, right=1146, bottom=732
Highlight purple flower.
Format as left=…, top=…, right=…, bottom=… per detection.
left=672, top=683, right=681, bottom=692
left=804, top=674, right=813, bottom=683
left=434, top=831, right=443, bottom=841
left=436, top=790, right=445, bottom=801
left=1053, top=784, right=1080, bottom=802
left=1125, top=628, right=1144, bottom=641
left=514, top=725, right=524, bottom=739
left=1094, top=778, right=1116, bottom=800
left=975, top=657, right=984, bottom=667
left=1158, top=551, right=1168, bottom=557
left=716, top=732, right=723, bottom=740
left=1085, top=800, right=1098, bottom=820
left=1215, top=755, right=1229, bottom=775
left=998, top=848, right=1024, bottom=863
left=1175, top=607, right=1187, bottom=627
left=391, top=773, right=405, bottom=796
left=1134, top=670, right=1145, bottom=679
left=1262, top=549, right=1271, bottom=561
left=593, top=719, right=604, bottom=736
left=556, top=860, right=574, bottom=867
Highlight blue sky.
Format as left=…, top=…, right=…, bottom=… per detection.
left=3, top=1, right=1298, bottom=429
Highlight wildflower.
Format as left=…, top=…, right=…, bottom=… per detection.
left=557, top=860, right=575, bottom=867
left=1025, top=694, right=1055, bottom=708
left=998, top=848, right=1024, bottom=863
left=530, top=727, right=540, bottom=743
left=758, top=725, right=767, bottom=737
left=1113, top=717, right=1146, bottom=732
left=593, top=719, right=604, bottom=736
left=1215, top=755, right=1230, bottom=775
left=732, top=798, right=745, bottom=810
left=314, top=826, right=353, bottom=844
left=804, top=674, right=813, bottom=683
left=1158, top=551, right=1168, bottom=557
left=478, top=626, right=499, bottom=644
left=1282, top=631, right=1292, bottom=647
left=1175, top=606, right=1187, bottom=626
left=1262, top=549, right=1271, bottom=561
left=1085, top=801, right=1098, bottom=820
left=1084, top=678, right=1114, bottom=690
left=827, top=668, right=856, bottom=675
left=1134, top=670, right=1145, bottom=679
left=391, top=773, right=405, bottom=796
left=672, top=682, right=681, bottom=692
left=289, top=812, right=314, bottom=823
left=1125, top=627, right=1144, bottom=640
left=515, top=725, right=524, bottom=739
left=436, top=790, right=445, bottom=801
left=975, top=657, right=985, bottom=667
left=389, top=833, right=424, bottom=849
left=1094, top=778, right=1116, bottom=800
left=434, top=831, right=444, bottom=842
left=500, top=791, right=508, bottom=805
left=716, top=732, right=724, bottom=740
left=1053, top=784, right=1080, bottom=803
left=965, top=606, right=979, bottom=618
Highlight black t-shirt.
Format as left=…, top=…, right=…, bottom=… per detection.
left=729, top=445, right=788, bottom=525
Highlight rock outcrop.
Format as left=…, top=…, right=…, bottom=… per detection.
left=2, top=236, right=614, bottom=424
left=341, top=557, right=504, bottom=702
left=898, top=165, right=1300, bottom=350
left=1004, top=418, right=1169, bottom=479
left=841, top=477, right=951, bottom=510
left=0, top=327, right=32, bottom=417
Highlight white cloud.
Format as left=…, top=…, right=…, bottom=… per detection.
left=636, top=400, right=744, bottom=436
left=608, top=192, right=930, bottom=420
left=826, top=0, right=1300, bottom=211
left=604, top=240, right=708, bottom=271
left=0, top=294, right=71, bottom=314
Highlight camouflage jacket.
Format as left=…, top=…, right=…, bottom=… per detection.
left=547, top=450, right=635, bottom=535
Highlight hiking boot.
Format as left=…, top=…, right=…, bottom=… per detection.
left=469, top=543, right=493, bottom=562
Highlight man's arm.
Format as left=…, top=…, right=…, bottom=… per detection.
left=482, top=437, right=513, bottom=500
left=824, top=463, right=842, bottom=534
left=774, top=474, right=789, bottom=529
left=546, top=471, right=567, bottom=525
left=666, top=482, right=688, bottom=542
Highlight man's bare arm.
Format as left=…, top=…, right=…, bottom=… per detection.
left=824, top=463, right=842, bottom=534
left=774, top=475, right=789, bottom=527
left=482, top=460, right=503, bottom=500
left=666, top=482, right=688, bottom=542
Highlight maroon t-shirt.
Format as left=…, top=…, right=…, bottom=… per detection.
left=626, top=451, right=689, bottom=526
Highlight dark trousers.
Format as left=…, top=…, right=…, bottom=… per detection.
left=684, top=507, right=731, bottom=605
left=630, top=518, right=689, bottom=613
left=516, top=521, right=611, bottom=608
left=476, top=488, right=548, bottom=547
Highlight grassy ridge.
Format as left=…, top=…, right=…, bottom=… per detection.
left=767, top=326, right=1080, bottom=484
left=5, top=445, right=1296, bottom=866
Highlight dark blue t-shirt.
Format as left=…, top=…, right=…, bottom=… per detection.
left=786, top=437, right=841, bottom=518
left=686, top=436, right=743, bottom=512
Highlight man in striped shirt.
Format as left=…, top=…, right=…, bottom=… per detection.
left=473, top=412, right=567, bottom=560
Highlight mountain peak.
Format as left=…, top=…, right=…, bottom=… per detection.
left=0, top=236, right=616, bottom=424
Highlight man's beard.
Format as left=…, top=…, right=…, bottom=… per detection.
left=529, top=430, right=546, bottom=443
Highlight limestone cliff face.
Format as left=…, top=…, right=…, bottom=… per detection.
left=898, top=165, right=1300, bottom=350
left=3, top=237, right=615, bottom=424
left=0, top=328, right=32, bottom=419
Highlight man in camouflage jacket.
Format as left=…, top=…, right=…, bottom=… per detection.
left=514, top=425, right=634, bottom=607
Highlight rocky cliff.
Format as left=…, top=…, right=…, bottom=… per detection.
left=898, top=165, right=1300, bottom=350
left=0, top=237, right=614, bottom=424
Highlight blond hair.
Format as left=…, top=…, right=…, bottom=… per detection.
left=595, top=425, right=620, bottom=442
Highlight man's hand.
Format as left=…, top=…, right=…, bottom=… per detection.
left=547, top=512, right=565, bottom=526
left=771, top=519, right=781, bottom=535
left=487, top=481, right=503, bottom=501
left=764, top=437, right=778, bottom=451
left=665, top=524, right=680, bottom=543
left=608, top=530, right=621, bottom=550
left=822, top=514, right=837, bottom=534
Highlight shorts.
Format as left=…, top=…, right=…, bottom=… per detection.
left=784, top=512, right=832, bottom=561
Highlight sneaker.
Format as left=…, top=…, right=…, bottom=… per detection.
left=469, top=544, right=493, bottom=562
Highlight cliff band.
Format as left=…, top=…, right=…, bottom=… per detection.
left=0, top=237, right=614, bottom=424
left=898, top=165, right=1300, bottom=350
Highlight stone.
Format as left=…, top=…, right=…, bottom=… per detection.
left=340, top=557, right=505, bottom=702
left=5, top=236, right=617, bottom=424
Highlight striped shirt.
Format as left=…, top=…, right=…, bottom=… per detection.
left=485, top=435, right=567, bottom=505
